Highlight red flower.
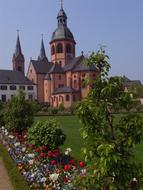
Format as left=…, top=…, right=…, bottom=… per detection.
left=53, top=149, right=59, bottom=157
left=47, top=151, right=52, bottom=158
left=69, top=159, right=75, bottom=165
left=36, top=147, right=41, bottom=153
left=64, top=177, right=69, bottom=184
left=64, top=165, right=71, bottom=171
left=40, top=152, right=45, bottom=158
left=79, top=161, right=85, bottom=168
left=51, top=160, right=57, bottom=165
left=41, top=146, right=47, bottom=151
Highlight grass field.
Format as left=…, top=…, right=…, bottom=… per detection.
left=35, top=115, right=143, bottom=164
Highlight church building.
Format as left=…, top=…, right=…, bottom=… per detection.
left=27, top=5, right=98, bottom=108
left=0, top=34, right=37, bottom=102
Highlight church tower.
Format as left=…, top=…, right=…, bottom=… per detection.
left=38, top=37, right=48, bottom=63
left=50, top=4, right=76, bottom=67
left=12, top=32, right=25, bottom=74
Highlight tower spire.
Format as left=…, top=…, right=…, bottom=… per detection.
left=38, top=35, right=48, bottom=62
left=12, top=30, right=25, bottom=74
left=15, top=30, right=22, bottom=57
left=60, top=0, right=64, bottom=9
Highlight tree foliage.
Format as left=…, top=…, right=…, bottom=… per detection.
left=76, top=48, right=143, bottom=189
left=4, top=90, right=34, bottom=132
left=27, top=119, right=66, bottom=150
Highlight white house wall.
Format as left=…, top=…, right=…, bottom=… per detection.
left=0, top=84, right=37, bottom=102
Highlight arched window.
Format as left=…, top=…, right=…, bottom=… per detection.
left=56, top=43, right=63, bottom=53
left=51, top=45, right=55, bottom=55
left=66, top=94, right=70, bottom=101
left=66, top=44, right=72, bottom=53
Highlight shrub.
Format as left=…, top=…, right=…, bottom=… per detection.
left=51, top=107, right=59, bottom=115
left=27, top=119, right=66, bottom=150
left=4, top=90, right=34, bottom=132
left=59, top=103, right=65, bottom=112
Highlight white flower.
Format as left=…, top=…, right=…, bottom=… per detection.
left=81, top=169, right=86, bottom=175
left=29, top=159, right=34, bottom=165
left=22, top=147, right=26, bottom=152
left=14, top=142, right=20, bottom=147
left=27, top=153, right=35, bottom=158
left=49, top=173, right=59, bottom=182
left=8, top=135, right=14, bottom=139
left=65, top=147, right=72, bottom=155
left=40, top=177, right=47, bottom=183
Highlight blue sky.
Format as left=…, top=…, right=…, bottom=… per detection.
left=0, top=0, right=143, bottom=81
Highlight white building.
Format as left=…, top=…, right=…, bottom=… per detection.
left=0, top=70, right=37, bottom=102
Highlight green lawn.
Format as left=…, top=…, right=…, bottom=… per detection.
left=35, top=115, right=143, bottom=164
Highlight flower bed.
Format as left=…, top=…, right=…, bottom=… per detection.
left=0, top=126, right=86, bottom=190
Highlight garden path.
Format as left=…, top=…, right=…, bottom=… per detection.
left=0, top=157, right=13, bottom=190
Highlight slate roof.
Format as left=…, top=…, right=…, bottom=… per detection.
left=63, top=55, right=83, bottom=71
left=0, top=70, right=35, bottom=85
left=51, top=25, right=75, bottom=42
left=64, top=55, right=97, bottom=72
left=53, top=86, right=79, bottom=94
left=31, top=60, right=53, bottom=74
left=123, top=76, right=142, bottom=86
left=48, top=62, right=64, bottom=74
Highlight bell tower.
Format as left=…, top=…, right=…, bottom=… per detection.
left=12, top=31, right=25, bottom=74
left=50, top=3, right=76, bottom=67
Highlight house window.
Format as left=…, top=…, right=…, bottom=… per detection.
left=10, top=85, right=16, bottom=90
left=19, top=86, right=25, bottom=90
left=66, top=94, right=70, bottom=101
left=1, top=95, right=6, bottom=102
left=58, top=84, right=64, bottom=88
left=74, top=80, right=77, bottom=88
left=28, top=94, right=33, bottom=100
left=82, top=73, right=85, bottom=77
left=66, top=44, right=72, bottom=53
left=0, top=85, right=7, bottom=90
left=27, top=86, right=33, bottom=90
left=56, top=43, right=63, bottom=53
left=59, top=75, right=61, bottom=80
left=30, top=69, right=32, bottom=73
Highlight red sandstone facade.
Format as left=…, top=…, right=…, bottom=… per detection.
left=27, top=7, right=98, bottom=108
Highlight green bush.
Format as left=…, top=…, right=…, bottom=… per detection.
left=59, top=103, right=65, bottom=112
left=51, top=107, right=59, bottom=115
left=4, top=90, right=34, bottom=132
left=27, top=119, right=66, bottom=149
left=41, top=106, right=49, bottom=112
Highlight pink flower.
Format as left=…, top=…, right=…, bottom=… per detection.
left=47, top=151, right=52, bottom=158
left=51, top=160, right=57, bottom=165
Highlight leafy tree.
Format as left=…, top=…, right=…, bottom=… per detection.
left=27, top=119, right=66, bottom=150
left=4, top=90, right=34, bottom=132
left=76, top=48, right=143, bottom=189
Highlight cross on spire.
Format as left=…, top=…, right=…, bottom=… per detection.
left=60, top=0, right=64, bottom=9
